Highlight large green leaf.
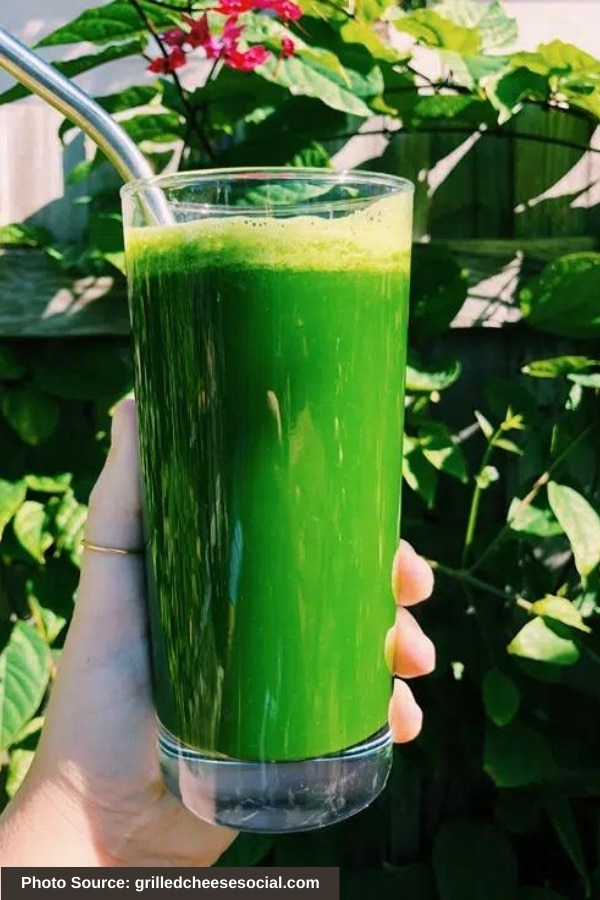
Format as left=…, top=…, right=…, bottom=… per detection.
left=512, top=40, right=600, bottom=80
left=0, top=40, right=144, bottom=106
left=6, top=748, right=36, bottom=798
left=393, top=9, right=481, bottom=53
left=522, top=356, right=599, bottom=379
left=508, top=618, right=580, bottom=666
left=405, top=354, right=462, bottom=393
left=484, top=721, right=555, bottom=788
left=507, top=499, right=564, bottom=538
left=0, top=622, right=51, bottom=752
left=432, top=819, right=518, bottom=900
left=485, top=67, right=549, bottom=124
left=0, top=479, right=27, bottom=540
left=547, top=482, right=600, bottom=577
left=434, top=0, right=517, bottom=51
left=13, top=501, right=53, bottom=564
left=1, top=385, right=59, bottom=446
left=59, top=85, right=162, bottom=142
left=121, top=112, right=183, bottom=144
left=482, top=667, right=520, bottom=727
left=418, top=420, right=468, bottom=483
left=403, top=437, right=438, bottom=507
left=258, top=51, right=377, bottom=117
left=36, top=0, right=174, bottom=47
left=409, top=245, right=468, bottom=342
left=520, top=253, right=600, bottom=339
left=531, top=595, right=591, bottom=634
left=0, top=223, right=53, bottom=249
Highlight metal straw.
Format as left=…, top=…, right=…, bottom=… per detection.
left=0, top=25, right=171, bottom=223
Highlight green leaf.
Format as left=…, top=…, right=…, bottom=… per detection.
left=485, top=67, right=549, bottom=124
left=512, top=40, right=600, bottom=80
left=0, top=40, right=144, bottom=106
left=59, top=85, right=161, bottom=142
left=25, top=474, right=71, bottom=495
left=474, top=410, right=494, bottom=440
left=542, top=794, right=590, bottom=896
left=531, top=595, right=591, bottom=634
left=434, top=0, right=517, bottom=51
left=50, top=490, right=87, bottom=567
left=6, top=748, right=36, bottom=798
left=409, top=245, right=468, bottom=342
left=508, top=618, right=580, bottom=666
left=36, top=0, right=174, bottom=47
left=405, top=354, right=462, bottom=393
left=484, top=721, right=555, bottom=788
left=394, top=9, right=481, bottom=54
left=520, top=253, right=600, bottom=339
left=403, top=437, right=438, bottom=507
left=28, top=595, right=68, bottom=646
left=568, top=372, right=600, bottom=388
left=0, top=622, right=51, bottom=752
left=522, top=356, right=599, bottom=378
left=121, top=112, right=183, bottom=144
left=482, top=667, right=520, bottom=727
left=13, top=501, right=53, bottom=564
left=507, top=499, right=563, bottom=538
left=0, top=345, right=26, bottom=381
left=1, top=385, right=59, bottom=446
left=258, top=51, right=375, bottom=117
left=547, top=481, right=600, bottom=577
left=492, top=438, right=522, bottom=455
left=432, top=820, right=518, bottom=900
left=418, top=421, right=468, bottom=483
left=0, top=223, right=53, bottom=248
left=0, top=479, right=27, bottom=540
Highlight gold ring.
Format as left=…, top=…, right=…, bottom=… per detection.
left=81, top=539, right=145, bottom=557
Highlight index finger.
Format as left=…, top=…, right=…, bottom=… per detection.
left=392, top=539, right=434, bottom=606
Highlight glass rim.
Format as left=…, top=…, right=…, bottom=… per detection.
left=120, top=166, right=414, bottom=215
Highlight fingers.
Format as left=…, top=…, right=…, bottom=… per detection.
left=386, top=539, right=435, bottom=744
left=392, top=539, right=434, bottom=606
left=68, top=398, right=145, bottom=664
left=388, top=680, right=423, bottom=743
left=385, top=607, right=435, bottom=679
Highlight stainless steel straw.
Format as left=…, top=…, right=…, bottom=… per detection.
left=0, top=25, right=171, bottom=223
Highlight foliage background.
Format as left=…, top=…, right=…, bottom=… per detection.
left=1, top=1, right=600, bottom=896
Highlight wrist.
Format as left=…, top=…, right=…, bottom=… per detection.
left=0, top=765, right=110, bottom=868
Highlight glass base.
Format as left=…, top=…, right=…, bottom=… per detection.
left=158, top=723, right=392, bottom=833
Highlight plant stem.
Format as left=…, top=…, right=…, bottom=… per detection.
left=129, top=0, right=216, bottom=163
left=426, top=560, right=518, bottom=602
left=470, top=418, right=600, bottom=575
left=461, top=424, right=502, bottom=569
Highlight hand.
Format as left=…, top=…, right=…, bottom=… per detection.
left=0, top=399, right=434, bottom=868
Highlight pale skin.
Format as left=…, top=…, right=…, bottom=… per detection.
left=0, top=399, right=435, bottom=869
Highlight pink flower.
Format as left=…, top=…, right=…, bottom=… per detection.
left=224, top=44, right=270, bottom=71
left=280, top=36, right=295, bottom=58
left=255, top=0, right=302, bottom=20
left=148, top=47, right=187, bottom=73
left=214, top=0, right=255, bottom=14
left=162, top=28, right=186, bottom=48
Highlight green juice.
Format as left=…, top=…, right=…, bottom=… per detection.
left=125, top=194, right=411, bottom=762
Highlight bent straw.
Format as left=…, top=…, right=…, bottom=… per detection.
left=0, top=26, right=171, bottom=223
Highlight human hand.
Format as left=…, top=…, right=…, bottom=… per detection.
left=0, top=399, right=434, bottom=868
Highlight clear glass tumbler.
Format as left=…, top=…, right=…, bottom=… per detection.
left=121, top=168, right=414, bottom=832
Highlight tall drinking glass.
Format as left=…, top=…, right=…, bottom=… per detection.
left=121, top=168, right=414, bottom=833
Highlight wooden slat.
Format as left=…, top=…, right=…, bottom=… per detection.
left=0, top=248, right=129, bottom=337
left=2, top=235, right=597, bottom=337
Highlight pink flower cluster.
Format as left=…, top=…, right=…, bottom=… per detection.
left=148, top=0, right=300, bottom=74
